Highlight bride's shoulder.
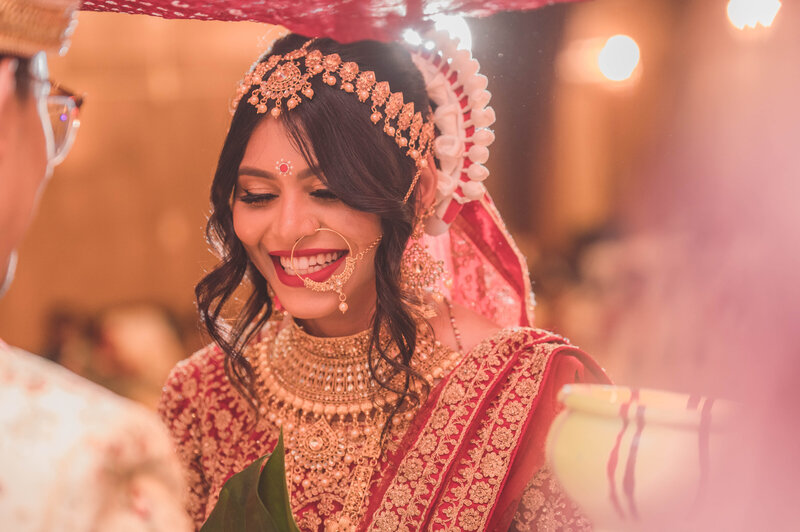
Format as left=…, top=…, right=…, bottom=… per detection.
left=160, top=343, right=225, bottom=407
left=435, top=302, right=530, bottom=354
left=447, top=303, right=502, bottom=353
left=436, top=301, right=573, bottom=355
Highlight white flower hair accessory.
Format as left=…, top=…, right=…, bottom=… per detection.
left=407, top=30, right=496, bottom=235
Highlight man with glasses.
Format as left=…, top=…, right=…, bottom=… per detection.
left=0, top=1, right=191, bottom=529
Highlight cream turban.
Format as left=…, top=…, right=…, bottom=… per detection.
left=0, top=0, right=79, bottom=57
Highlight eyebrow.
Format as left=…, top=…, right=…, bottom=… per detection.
left=237, top=166, right=321, bottom=180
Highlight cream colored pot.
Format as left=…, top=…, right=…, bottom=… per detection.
left=546, top=384, right=735, bottom=531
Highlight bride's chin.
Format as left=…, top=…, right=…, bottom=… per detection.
left=274, top=296, right=340, bottom=321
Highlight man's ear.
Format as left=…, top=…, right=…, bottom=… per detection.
left=414, top=153, right=438, bottom=215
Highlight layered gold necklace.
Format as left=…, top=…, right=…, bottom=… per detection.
left=251, top=319, right=460, bottom=532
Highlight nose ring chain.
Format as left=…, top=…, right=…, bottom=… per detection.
left=290, top=228, right=381, bottom=313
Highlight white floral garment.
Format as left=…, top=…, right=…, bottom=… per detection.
left=0, top=340, right=192, bottom=532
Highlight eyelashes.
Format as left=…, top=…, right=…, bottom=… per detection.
left=310, top=189, right=339, bottom=201
left=238, top=192, right=277, bottom=205
left=237, top=189, right=339, bottom=205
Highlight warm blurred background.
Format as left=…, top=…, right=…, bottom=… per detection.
left=1, top=0, right=796, bottom=419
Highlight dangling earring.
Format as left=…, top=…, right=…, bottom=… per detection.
left=400, top=206, right=447, bottom=317
left=266, top=283, right=283, bottom=313
left=290, top=227, right=381, bottom=314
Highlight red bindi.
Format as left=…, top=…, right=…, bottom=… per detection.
left=275, top=158, right=293, bottom=175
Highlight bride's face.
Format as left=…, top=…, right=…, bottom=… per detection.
left=232, top=118, right=383, bottom=327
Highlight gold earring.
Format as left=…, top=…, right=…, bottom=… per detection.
left=266, top=283, right=284, bottom=313
left=290, top=227, right=381, bottom=314
left=400, top=207, right=447, bottom=317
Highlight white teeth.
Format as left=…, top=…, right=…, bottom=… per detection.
left=278, top=251, right=345, bottom=276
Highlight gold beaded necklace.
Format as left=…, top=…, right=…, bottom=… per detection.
left=251, top=318, right=461, bottom=531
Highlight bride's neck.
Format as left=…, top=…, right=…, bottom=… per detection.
left=295, top=300, right=376, bottom=338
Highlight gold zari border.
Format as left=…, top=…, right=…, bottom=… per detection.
left=367, top=328, right=556, bottom=531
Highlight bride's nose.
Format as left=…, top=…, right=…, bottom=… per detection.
left=272, top=195, right=318, bottom=243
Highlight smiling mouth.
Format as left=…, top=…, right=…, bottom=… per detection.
left=278, top=250, right=347, bottom=276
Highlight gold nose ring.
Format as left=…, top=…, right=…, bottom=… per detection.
left=290, top=227, right=381, bottom=313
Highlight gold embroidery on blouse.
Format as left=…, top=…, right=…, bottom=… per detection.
left=510, top=467, right=593, bottom=532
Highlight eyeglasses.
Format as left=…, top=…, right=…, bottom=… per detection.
left=22, top=52, right=84, bottom=166
left=46, top=83, right=84, bottom=166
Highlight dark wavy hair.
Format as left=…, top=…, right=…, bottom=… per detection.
left=195, top=34, right=433, bottom=436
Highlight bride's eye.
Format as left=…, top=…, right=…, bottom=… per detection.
left=311, top=189, right=339, bottom=201
left=239, top=192, right=278, bottom=205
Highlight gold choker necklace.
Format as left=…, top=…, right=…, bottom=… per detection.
left=254, top=319, right=460, bottom=419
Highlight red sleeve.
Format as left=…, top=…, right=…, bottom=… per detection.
left=158, top=357, right=211, bottom=530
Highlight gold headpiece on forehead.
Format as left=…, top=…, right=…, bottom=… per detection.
left=0, top=0, right=79, bottom=57
left=233, top=39, right=435, bottom=203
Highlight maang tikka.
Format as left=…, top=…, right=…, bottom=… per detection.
left=233, top=38, right=435, bottom=205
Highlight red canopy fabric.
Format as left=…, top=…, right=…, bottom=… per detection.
left=80, top=0, right=581, bottom=42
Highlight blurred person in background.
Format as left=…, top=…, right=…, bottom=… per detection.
left=0, top=0, right=190, bottom=529
left=89, top=303, right=187, bottom=409
left=39, top=304, right=189, bottom=409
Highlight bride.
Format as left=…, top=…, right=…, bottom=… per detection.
left=160, top=33, right=606, bottom=531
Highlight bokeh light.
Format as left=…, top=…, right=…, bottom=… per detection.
left=402, top=28, right=422, bottom=46
left=597, top=35, right=640, bottom=82
left=432, top=14, right=472, bottom=51
left=727, top=0, right=781, bottom=30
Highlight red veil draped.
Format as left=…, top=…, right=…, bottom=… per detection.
left=81, top=0, right=581, bottom=43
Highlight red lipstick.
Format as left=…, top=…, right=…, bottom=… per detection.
left=270, top=250, right=348, bottom=287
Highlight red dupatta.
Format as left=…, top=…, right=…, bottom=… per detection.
left=81, top=1, right=583, bottom=43
left=363, top=328, right=608, bottom=531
